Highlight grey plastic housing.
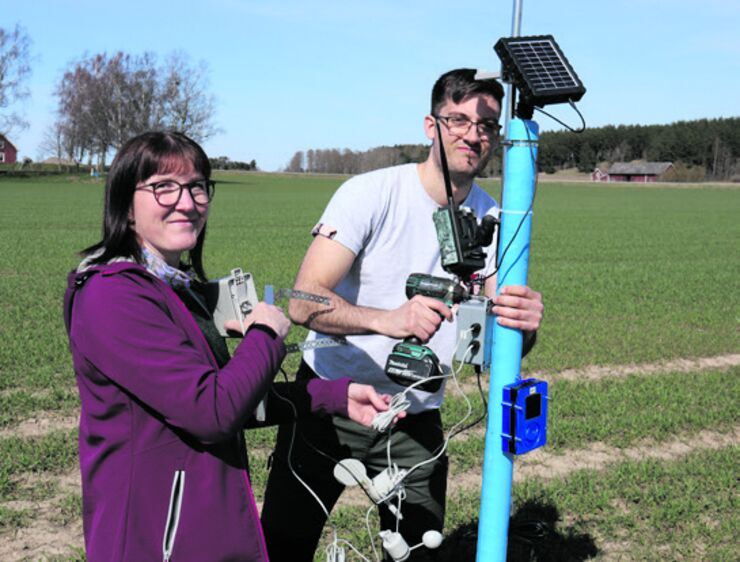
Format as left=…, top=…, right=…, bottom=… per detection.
left=202, top=268, right=259, bottom=337
left=455, top=297, right=492, bottom=367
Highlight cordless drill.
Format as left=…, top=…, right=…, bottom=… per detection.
left=384, top=274, right=468, bottom=392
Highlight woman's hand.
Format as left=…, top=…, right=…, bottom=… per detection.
left=347, top=383, right=406, bottom=427
left=224, top=302, right=291, bottom=339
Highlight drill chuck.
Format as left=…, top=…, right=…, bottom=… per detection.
left=405, top=273, right=468, bottom=307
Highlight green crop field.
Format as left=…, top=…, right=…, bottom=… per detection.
left=0, top=172, right=738, bottom=561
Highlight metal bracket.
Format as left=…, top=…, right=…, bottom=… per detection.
left=285, top=335, right=347, bottom=354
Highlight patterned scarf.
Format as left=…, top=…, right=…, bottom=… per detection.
left=77, top=247, right=196, bottom=290
left=140, top=247, right=197, bottom=290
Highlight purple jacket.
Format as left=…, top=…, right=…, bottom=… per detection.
left=64, top=262, right=349, bottom=561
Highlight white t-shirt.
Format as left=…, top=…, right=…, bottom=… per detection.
left=304, top=163, right=499, bottom=413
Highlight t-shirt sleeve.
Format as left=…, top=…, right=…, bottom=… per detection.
left=311, top=175, right=385, bottom=256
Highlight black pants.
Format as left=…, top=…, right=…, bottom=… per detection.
left=261, top=362, right=448, bottom=562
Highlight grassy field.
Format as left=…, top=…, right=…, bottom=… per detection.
left=0, top=172, right=738, bottom=561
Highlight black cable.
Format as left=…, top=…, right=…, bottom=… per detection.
left=478, top=120, right=539, bottom=286
left=533, top=99, right=587, bottom=133
left=446, top=368, right=489, bottom=441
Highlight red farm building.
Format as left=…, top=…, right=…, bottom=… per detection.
left=0, top=135, right=18, bottom=164
left=595, top=161, right=675, bottom=183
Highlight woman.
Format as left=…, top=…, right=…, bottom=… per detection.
left=64, top=131, right=394, bottom=561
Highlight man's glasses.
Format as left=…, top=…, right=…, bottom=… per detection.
left=434, top=114, right=502, bottom=140
left=136, top=179, right=216, bottom=207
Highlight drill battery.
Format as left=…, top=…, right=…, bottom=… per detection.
left=384, top=339, right=443, bottom=393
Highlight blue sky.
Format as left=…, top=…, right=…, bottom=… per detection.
left=5, top=0, right=739, bottom=171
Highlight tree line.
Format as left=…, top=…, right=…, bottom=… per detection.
left=540, top=117, right=738, bottom=180
left=285, top=145, right=432, bottom=175
left=285, top=117, right=739, bottom=181
left=1, top=24, right=736, bottom=179
left=209, top=156, right=258, bottom=171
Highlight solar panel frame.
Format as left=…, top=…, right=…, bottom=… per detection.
left=494, top=35, right=586, bottom=107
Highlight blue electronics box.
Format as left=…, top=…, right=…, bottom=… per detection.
left=501, top=378, right=548, bottom=455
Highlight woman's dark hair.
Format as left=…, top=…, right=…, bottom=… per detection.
left=82, top=131, right=211, bottom=281
left=431, top=68, right=505, bottom=116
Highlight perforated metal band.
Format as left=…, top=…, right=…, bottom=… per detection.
left=276, top=288, right=331, bottom=306
left=285, top=336, right=347, bottom=354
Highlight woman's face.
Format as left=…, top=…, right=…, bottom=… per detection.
left=130, top=162, right=209, bottom=267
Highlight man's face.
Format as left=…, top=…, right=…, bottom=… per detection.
left=425, top=93, right=501, bottom=179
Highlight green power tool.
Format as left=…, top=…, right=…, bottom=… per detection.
left=384, top=274, right=469, bottom=393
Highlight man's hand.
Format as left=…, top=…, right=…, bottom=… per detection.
left=491, top=285, right=543, bottom=332
left=373, top=295, right=453, bottom=343
left=346, top=384, right=406, bottom=427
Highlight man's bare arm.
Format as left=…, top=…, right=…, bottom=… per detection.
left=288, top=236, right=451, bottom=342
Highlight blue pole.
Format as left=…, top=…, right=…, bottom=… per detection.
left=476, top=117, right=539, bottom=561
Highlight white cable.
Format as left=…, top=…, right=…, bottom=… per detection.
left=269, top=327, right=477, bottom=557
left=394, top=492, right=404, bottom=533
left=403, top=349, right=473, bottom=480
left=396, top=332, right=476, bottom=482
left=271, top=385, right=378, bottom=562
left=371, top=392, right=411, bottom=432
left=379, top=330, right=476, bottom=482
left=366, top=504, right=381, bottom=562
left=269, top=387, right=331, bottom=518
left=372, top=367, right=451, bottom=433
left=334, top=538, right=375, bottom=562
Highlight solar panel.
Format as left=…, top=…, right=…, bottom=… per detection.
left=494, top=35, right=586, bottom=108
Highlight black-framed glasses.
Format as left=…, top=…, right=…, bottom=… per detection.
left=136, top=179, right=216, bottom=207
left=434, top=114, right=502, bottom=140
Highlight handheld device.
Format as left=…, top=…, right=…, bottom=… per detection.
left=203, top=268, right=259, bottom=336
left=385, top=273, right=470, bottom=392
left=433, top=207, right=499, bottom=280
left=501, top=378, right=548, bottom=455
left=405, top=273, right=468, bottom=306
left=431, top=112, right=500, bottom=282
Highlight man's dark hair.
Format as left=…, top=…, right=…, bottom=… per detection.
left=431, top=68, right=504, bottom=115
left=82, top=131, right=211, bottom=281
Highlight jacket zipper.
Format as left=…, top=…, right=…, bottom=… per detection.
left=160, top=276, right=269, bottom=559
left=163, top=470, right=185, bottom=562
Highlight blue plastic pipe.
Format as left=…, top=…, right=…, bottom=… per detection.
left=476, top=117, right=539, bottom=561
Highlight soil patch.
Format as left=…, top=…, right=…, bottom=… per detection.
left=0, top=471, right=83, bottom=562
left=540, top=353, right=740, bottom=383
left=0, top=414, right=78, bottom=440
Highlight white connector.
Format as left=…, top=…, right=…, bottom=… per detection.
left=325, top=542, right=346, bottom=562
left=333, top=460, right=407, bottom=504
left=379, top=529, right=444, bottom=561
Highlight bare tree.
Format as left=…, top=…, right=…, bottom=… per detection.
left=52, top=50, right=220, bottom=166
left=159, top=51, right=219, bottom=142
left=0, top=24, right=32, bottom=136
left=306, top=149, right=315, bottom=173
left=38, top=121, right=65, bottom=163
left=285, top=150, right=304, bottom=172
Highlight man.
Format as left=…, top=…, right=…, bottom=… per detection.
left=261, top=69, right=543, bottom=561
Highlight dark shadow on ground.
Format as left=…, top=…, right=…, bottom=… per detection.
left=435, top=500, right=599, bottom=561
